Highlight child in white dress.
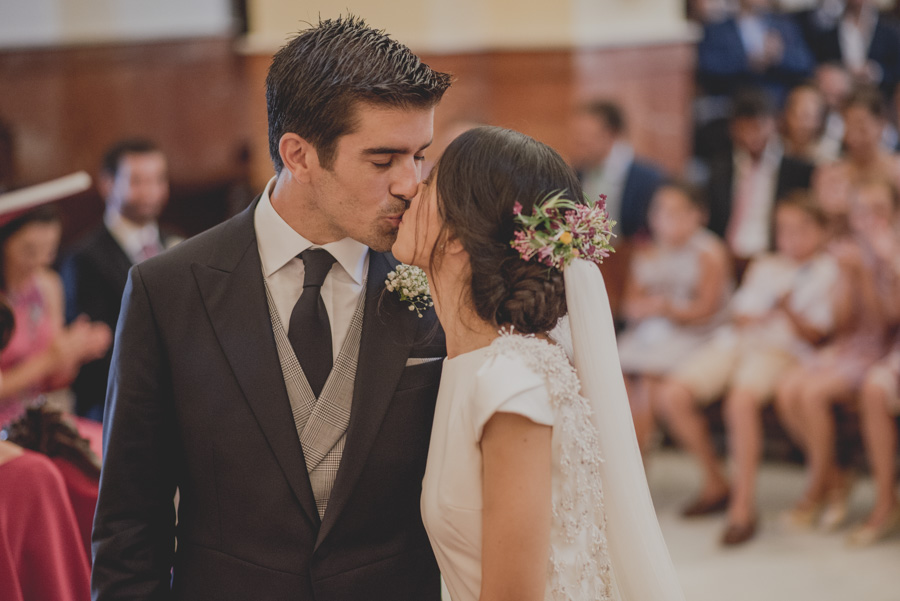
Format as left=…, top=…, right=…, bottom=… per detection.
left=618, top=183, right=731, bottom=453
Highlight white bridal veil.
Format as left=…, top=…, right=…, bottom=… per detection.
left=563, top=259, right=686, bottom=601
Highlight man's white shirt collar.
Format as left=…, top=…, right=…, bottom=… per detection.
left=104, top=208, right=161, bottom=263
left=254, top=177, right=369, bottom=284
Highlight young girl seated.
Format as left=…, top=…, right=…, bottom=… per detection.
left=655, top=193, right=838, bottom=545
left=617, top=183, right=731, bottom=453
left=850, top=187, right=900, bottom=547
left=775, top=178, right=900, bottom=533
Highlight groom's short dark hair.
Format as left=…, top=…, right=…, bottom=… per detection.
left=266, top=15, right=452, bottom=172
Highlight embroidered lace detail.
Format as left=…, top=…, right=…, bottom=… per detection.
left=487, top=332, right=612, bottom=601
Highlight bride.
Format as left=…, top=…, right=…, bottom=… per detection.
left=392, top=126, right=685, bottom=601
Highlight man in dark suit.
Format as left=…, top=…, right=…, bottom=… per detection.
left=570, top=100, right=666, bottom=239
left=797, top=0, right=900, bottom=99
left=705, top=89, right=814, bottom=262
left=61, top=139, right=178, bottom=421
left=91, top=16, right=452, bottom=600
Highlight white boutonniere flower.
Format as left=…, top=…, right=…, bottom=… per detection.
left=385, top=264, right=433, bottom=318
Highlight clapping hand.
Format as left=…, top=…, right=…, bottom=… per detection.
left=52, top=316, right=113, bottom=372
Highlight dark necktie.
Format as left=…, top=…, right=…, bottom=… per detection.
left=289, top=249, right=337, bottom=397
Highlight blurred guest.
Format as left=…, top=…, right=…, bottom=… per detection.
left=0, top=207, right=110, bottom=424
left=851, top=315, right=900, bottom=544
left=61, top=139, right=179, bottom=421
left=832, top=86, right=900, bottom=185
left=570, top=100, right=666, bottom=239
left=0, top=298, right=90, bottom=601
left=814, top=62, right=854, bottom=161
left=618, top=183, right=732, bottom=454
left=697, top=0, right=815, bottom=104
left=0, top=439, right=91, bottom=601
left=800, top=0, right=900, bottom=99
left=811, top=160, right=854, bottom=237
left=781, top=83, right=829, bottom=163
left=775, top=177, right=900, bottom=532
left=0, top=204, right=109, bottom=560
left=656, top=194, right=838, bottom=545
left=706, top=89, right=814, bottom=262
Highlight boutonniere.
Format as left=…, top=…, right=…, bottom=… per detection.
left=385, top=264, right=434, bottom=318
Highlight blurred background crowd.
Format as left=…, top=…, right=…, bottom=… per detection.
left=1, top=0, right=900, bottom=599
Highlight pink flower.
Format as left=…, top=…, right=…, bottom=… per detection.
left=513, top=201, right=523, bottom=215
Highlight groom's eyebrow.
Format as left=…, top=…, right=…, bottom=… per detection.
left=362, top=139, right=433, bottom=156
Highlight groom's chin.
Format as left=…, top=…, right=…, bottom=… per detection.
left=365, top=228, right=399, bottom=254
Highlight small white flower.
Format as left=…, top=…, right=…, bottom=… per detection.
left=385, top=264, right=433, bottom=318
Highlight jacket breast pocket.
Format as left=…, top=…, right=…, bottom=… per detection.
left=395, top=360, right=442, bottom=392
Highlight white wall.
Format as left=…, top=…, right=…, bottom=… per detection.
left=241, top=0, right=695, bottom=54
left=0, top=0, right=234, bottom=49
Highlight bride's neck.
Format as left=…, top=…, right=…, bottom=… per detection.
left=428, top=267, right=499, bottom=359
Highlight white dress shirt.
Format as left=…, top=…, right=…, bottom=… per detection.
left=737, top=14, right=768, bottom=61
left=728, top=140, right=782, bottom=259
left=839, top=7, right=877, bottom=74
left=254, top=177, right=369, bottom=361
left=104, top=209, right=164, bottom=264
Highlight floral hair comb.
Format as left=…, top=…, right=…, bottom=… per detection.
left=511, top=192, right=616, bottom=270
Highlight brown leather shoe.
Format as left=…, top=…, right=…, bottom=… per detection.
left=721, top=518, right=758, bottom=546
left=681, top=491, right=730, bottom=518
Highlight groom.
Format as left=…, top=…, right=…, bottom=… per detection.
left=91, top=16, right=451, bottom=600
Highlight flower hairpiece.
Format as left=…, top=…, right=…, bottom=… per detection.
left=511, top=191, right=616, bottom=270
left=385, top=264, right=434, bottom=318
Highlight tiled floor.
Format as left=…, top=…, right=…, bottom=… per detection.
left=649, top=450, right=900, bottom=601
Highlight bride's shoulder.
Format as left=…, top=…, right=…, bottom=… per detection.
left=481, top=332, right=581, bottom=401
left=485, top=331, right=569, bottom=368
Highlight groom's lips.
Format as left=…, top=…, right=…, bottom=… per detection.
left=386, top=214, right=404, bottom=227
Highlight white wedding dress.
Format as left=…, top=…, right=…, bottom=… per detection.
left=421, top=333, right=613, bottom=601
left=421, top=260, right=685, bottom=601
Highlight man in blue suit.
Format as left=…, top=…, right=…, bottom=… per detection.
left=570, top=101, right=665, bottom=240
left=697, top=0, right=815, bottom=105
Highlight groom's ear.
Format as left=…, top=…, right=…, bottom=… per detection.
left=279, top=133, right=319, bottom=184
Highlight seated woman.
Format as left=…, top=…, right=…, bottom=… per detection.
left=0, top=440, right=91, bottom=601
left=0, top=206, right=111, bottom=559
left=775, top=177, right=900, bottom=532
left=0, top=296, right=91, bottom=601
left=848, top=192, right=900, bottom=546
left=0, top=206, right=111, bottom=427
left=617, top=182, right=731, bottom=453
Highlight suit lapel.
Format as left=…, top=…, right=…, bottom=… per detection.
left=191, top=199, right=321, bottom=529
left=99, top=226, right=136, bottom=281
left=315, top=252, right=420, bottom=547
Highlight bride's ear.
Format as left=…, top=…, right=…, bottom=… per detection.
left=441, top=232, right=466, bottom=257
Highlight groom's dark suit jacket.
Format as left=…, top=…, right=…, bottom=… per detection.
left=91, top=198, right=445, bottom=600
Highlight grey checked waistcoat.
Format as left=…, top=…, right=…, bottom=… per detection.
left=264, top=278, right=366, bottom=518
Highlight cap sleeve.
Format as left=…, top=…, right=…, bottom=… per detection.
left=471, top=352, right=554, bottom=441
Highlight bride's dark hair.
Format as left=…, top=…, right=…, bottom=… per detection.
left=431, top=126, right=583, bottom=334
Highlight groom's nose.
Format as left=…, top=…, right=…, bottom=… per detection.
left=390, top=156, right=420, bottom=202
